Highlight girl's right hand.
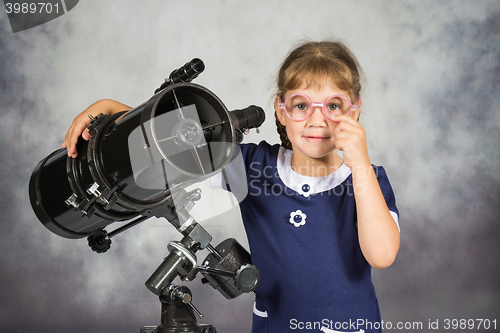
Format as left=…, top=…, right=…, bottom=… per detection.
left=62, top=99, right=132, bottom=158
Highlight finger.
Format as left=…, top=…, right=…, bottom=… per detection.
left=334, top=131, right=350, bottom=143
left=334, top=114, right=359, bottom=125
left=335, top=138, right=357, bottom=156
left=336, top=119, right=365, bottom=137
left=63, top=125, right=74, bottom=156
left=334, top=121, right=357, bottom=136
left=335, top=138, right=347, bottom=152
left=68, top=124, right=87, bottom=153
left=334, top=128, right=359, bottom=148
left=82, top=129, right=90, bottom=141
left=338, top=115, right=362, bottom=128
left=64, top=122, right=85, bottom=158
left=66, top=126, right=77, bottom=156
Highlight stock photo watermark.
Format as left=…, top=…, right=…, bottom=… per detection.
left=289, top=317, right=498, bottom=331
left=4, top=0, right=79, bottom=33
left=246, top=161, right=381, bottom=198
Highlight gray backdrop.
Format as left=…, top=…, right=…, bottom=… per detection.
left=1, top=1, right=499, bottom=332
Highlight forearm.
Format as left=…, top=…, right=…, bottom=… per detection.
left=352, top=163, right=400, bottom=269
left=63, top=99, right=132, bottom=158
left=90, top=99, right=133, bottom=117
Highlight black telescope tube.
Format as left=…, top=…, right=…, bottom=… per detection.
left=29, top=82, right=237, bottom=239
left=229, top=105, right=266, bottom=130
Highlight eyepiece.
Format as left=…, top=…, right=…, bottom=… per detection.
left=169, top=58, right=205, bottom=83
left=155, top=58, right=205, bottom=94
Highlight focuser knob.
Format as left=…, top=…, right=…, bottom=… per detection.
left=87, top=229, right=112, bottom=253
left=234, top=264, right=260, bottom=293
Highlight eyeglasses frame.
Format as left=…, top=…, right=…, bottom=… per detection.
left=277, top=93, right=360, bottom=122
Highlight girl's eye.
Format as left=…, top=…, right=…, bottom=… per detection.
left=326, top=103, right=340, bottom=111
left=295, top=103, right=308, bottom=111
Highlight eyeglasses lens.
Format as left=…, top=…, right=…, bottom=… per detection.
left=324, top=96, right=351, bottom=118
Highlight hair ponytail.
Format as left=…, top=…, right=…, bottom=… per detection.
left=275, top=109, right=292, bottom=150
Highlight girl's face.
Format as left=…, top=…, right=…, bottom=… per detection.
left=275, top=83, right=360, bottom=162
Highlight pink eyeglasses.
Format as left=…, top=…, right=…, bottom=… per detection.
left=278, top=94, right=360, bottom=121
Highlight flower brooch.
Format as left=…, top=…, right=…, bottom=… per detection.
left=289, top=210, right=307, bottom=227
left=298, top=183, right=311, bottom=197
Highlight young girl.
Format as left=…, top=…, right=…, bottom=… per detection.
left=63, top=40, right=400, bottom=333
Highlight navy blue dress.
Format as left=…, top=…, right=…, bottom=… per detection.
left=221, top=141, right=399, bottom=333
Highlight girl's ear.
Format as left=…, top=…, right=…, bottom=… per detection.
left=275, top=96, right=287, bottom=126
left=351, top=99, right=362, bottom=121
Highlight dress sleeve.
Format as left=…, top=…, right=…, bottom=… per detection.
left=209, top=142, right=262, bottom=201
left=373, top=165, right=400, bottom=231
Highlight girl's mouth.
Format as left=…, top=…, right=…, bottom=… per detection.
left=303, top=136, right=330, bottom=142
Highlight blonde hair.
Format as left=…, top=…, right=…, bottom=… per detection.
left=275, top=39, right=364, bottom=150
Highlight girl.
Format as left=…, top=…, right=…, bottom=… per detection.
left=63, top=40, right=400, bottom=333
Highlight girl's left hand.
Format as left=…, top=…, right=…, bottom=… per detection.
left=333, top=115, right=370, bottom=169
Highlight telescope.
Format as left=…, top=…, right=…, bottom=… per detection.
left=29, top=59, right=265, bottom=333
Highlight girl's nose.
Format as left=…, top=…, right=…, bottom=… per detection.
left=307, top=105, right=327, bottom=125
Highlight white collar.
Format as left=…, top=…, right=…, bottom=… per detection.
left=276, top=147, right=352, bottom=197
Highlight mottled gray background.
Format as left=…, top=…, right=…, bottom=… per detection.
left=1, top=1, right=499, bottom=332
